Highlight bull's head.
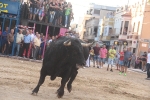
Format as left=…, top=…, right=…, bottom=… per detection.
left=81, top=42, right=94, bottom=47
left=64, top=40, right=94, bottom=47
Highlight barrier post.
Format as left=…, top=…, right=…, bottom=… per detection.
left=42, top=26, right=49, bottom=59
left=11, top=1, right=21, bottom=56
left=33, top=23, right=36, bottom=33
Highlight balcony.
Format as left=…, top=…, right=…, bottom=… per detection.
left=128, top=40, right=138, bottom=48
left=103, top=18, right=114, bottom=26
left=101, top=36, right=111, bottom=41
left=126, top=34, right=139, bottom=41
left=118, top=34, right=127, bottom=40
left=84, top=35, right=95, bottom=40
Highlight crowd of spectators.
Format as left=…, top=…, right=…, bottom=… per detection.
left=0, top=26, right=78, bottom=60
left=21, top=0, right=73, bottom=27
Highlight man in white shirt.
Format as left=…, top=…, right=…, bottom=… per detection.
left=146, top=48, right=150, bottom=79
left=16, top=29, right=24, bottom=56
left=33, top=34, right=41, bottom=60
left=29, top=30, right=36, bottom=58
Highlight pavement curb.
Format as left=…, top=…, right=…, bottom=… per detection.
left=0, top=55, right=42, bottom=63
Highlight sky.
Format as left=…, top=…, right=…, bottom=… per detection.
left=66, top=0, right=137, bottom=24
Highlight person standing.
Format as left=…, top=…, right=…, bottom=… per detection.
left=99, top=45, right=107, bottom=68
left=119, top=49, right=125, bottom=75
left=0, top=27, right=2, bottom=51
left=141, top=52, right=147, bottom=72
left=39, top=35, right=45, bottom=60
left=33, top=34, right=41, bottom=60
left=93, top=43, right=100, bottom=68
left=146, top=48, right=150, bottom=80
left=123, top=48, right=132, bottom=76
left=116, top=51, right=120, bottom=70
left=90, top=47, right=95, bottom=62
left=2, top=27, right=9, bottom=54
left=130, top=53, right=136, bottom=68
left=23, top=30, right=31, bottom=58
left=15, top=29, right=24, bottom=56
left=107, top=46, right=116, bottom=72
left=6, top=29, right=14, bottom=55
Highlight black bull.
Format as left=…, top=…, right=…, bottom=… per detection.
left=32, top=37, right=93, bottom=98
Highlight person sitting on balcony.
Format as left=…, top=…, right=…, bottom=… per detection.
left=49, top=0, right=57, bottom=24
left=38, top=1, right=45, bottom=21
left=64, top=3, right=72, bottom=27
left=56, top=0, right=63, bottom=25
left=29, top=0, right=38, bottom=20
left=61, top=0, right=68, bottom=26
left=44, top=0, right=50, bottom=23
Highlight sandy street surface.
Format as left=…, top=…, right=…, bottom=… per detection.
left=0, top=57, right=150, bottom=100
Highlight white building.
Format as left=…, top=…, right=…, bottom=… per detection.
left=82, top=3, right=116, bottom=41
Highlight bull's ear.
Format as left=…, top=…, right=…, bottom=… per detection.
left=64, top=40, right=71, bottom=46
left=81, top=42, right=94, bottom=47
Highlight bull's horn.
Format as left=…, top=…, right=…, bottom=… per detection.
left=64, top=40, right=71, bottom=46
left=81, top=42, right=94, bottom=47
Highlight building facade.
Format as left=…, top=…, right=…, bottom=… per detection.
left=82, top=3, right=116, bottom=41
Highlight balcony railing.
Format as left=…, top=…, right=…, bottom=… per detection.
left=118, top=34, right=127, bottom=40
left=20, top=2, right=72, bottom=28
left=127, top=35, right=139, bottom=40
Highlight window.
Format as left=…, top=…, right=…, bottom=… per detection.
left=137, top=21, right=140, bottom=33
left=94, top=27, right=98, bottom=37
left=109, top=27, right=113, bottom=35
left=132, top=22, right=135, bottom=33
left=120, top=21, right=123, bottom=34
left=133, top=48, right=136, bottom=53
left=94, top=9, right=100, bottom=15
left=123, top=21, right=129, bottom=35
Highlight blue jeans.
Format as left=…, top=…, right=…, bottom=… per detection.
left=65, top=15, right=69, bottom=27
left=49, top=11, right=55, bottom=23
left=15, top=43, right=20, bottom=56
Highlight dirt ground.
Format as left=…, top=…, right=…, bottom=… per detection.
left=0, top=57, right=150, bottom=100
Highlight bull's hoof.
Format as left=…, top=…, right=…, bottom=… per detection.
left=57, top=90, right=64, bottom=98
left=31, top=92, right=37, bottom=96
left=32, top=88, right=39, bottom=96
left=67, top=84, right=72, bottom=93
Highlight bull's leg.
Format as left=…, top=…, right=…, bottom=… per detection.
left=57, top=70, right=71, bottom=98
left=32, top=68, right=46, bottom=95
left=67, top=70, right=78, bottom=93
